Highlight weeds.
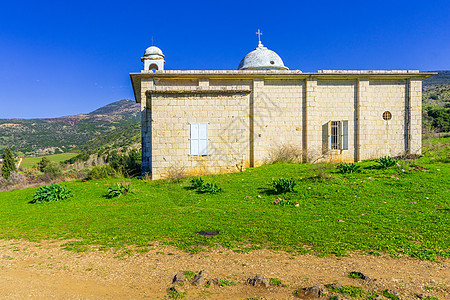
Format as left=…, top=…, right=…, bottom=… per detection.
left=266, top=144, right=302, bottom=164
left=189, top=178, right=204, bottom=189
left=198, top=182, right=222, bottom=194
left=376, top=156, right=397, bottom=168
left=337, top=163, right=361, bottom=174
left=219, top=279, right=236, bottom=286
left=270, top=278, right=282, bottom=286
left=106, top=183, right=131, bottom=198
left=166, top=165, right=186, bottom=182
left=326, top=284, right=366, bottom=298
left=188, top=177, right=222, bottom=194
left=30, top=184, right=73, bottom=204
left=382, top=290, right=399, bottom=300
left=271, top=178, right=297, bottom=194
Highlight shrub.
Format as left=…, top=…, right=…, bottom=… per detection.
left=87, top=165, right=118, bottom=180
left=198, top=182, right=222, bottom=194
left=376, top=156, right=396, bottom=168
left=0, top=176, right=7, bottom=188
left=188, top=177, right=222, bottom=194
left=189, top=177, right=204, bottom=189
left=107, top=149, right=141, bottom=177
left=271, top=178, right=297, bottom=194
left=8, top=171, right=26, bottom=185
left=42, top=161, right=63, bottom=179
left=337, top=162, right=361, bottom=174
left=266, top=144, right=302, bottom=164
left=37, top=157, right=50, bottom=172
left=106, top=183, right=131, bottom=198
left=30, top=184, right=73, bottom=204
left=166, top=165, right=185, bottom=182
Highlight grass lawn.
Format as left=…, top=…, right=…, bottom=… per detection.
left=20, top=153, right=78, bottom=169
left=1, top=139, right=449, bottom=260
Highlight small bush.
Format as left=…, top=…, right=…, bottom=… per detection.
left=0, top=176, right=7, bottom=188
left=198, top=182, right=222, bottom=194
left=8, top=171, right=26, bottom=185
left=337, top=162, right=361, bottom=174
left=376, top=156, right=396, bottom=168
left=188, top=177, right=222, bottom=194
left=106, top=183, right=131, bottom=198
left=266, top=144, right=302, bottom=164
left=271, top=178, right=297, bottom=194
left=30, top=184, right=73, bottom=204
left=87, top=165, right=118, bottom=180
left=189, top=177, right=204, bottom=189
left=43, top=161, right=63, bottom=179
left=166, top=165, right=185, bottom=182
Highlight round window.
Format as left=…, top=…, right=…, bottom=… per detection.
left=270, top=60, right=275, bottom=65
left=383, top=111, right=392, bottom=121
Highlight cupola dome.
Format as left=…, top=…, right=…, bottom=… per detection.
left=142, top=45, right=165, bottom=71
left=144, top=46, right=164, bottom=58
left=238, top=41, right=288, bottom=71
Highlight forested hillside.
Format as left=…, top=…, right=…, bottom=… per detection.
left=0, top=100, right=139, bottom=155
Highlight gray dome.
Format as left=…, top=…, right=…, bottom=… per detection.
left=144, top=46, right=164, bottom=58
left=238, top=42, right=288, bottom=70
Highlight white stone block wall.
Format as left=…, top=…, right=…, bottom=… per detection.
left=132, top=72, right=428, bottom=178
left=252, top=79, right=304, bottom=165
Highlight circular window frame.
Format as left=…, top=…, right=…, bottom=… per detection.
left=383, top=111, right=392, bottom=121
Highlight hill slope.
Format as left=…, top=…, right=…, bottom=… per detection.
left=423, top=70, right=450, bottom=90
left=0, top=99, right=139, bottom=155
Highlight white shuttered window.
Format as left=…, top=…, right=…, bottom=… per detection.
left=190, top=123, right=208, bottom=155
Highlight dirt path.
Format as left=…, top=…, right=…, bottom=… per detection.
left=0, top=239, right=448, bottom=299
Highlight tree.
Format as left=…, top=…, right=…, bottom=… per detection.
left=37, top=157, right=50, bottom=172
left=1, top=147, right=16, bottom=180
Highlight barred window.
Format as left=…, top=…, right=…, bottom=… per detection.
left=331, top=121, right=340, bottom=150
left=323, top=120, right=349, bottom=151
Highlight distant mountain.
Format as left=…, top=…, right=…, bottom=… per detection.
left=423, top=70, right=450, bottom=90
left=0, top=99, right=140, bottom=155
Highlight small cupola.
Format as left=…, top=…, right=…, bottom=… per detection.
left=238, top=30, right=288, bottom=71
left=142, top=46, right=165, bottom=71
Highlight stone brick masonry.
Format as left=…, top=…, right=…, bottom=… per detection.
left=130, top=70, right=434, bottom=179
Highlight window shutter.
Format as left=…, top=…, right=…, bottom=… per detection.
left=190, top=123, right=208, bottom=155
left=322, top=121, right=330, bottom=153
left=190, top=123, right=199, bottom=155
left=198, top=123, right=208, bottom=155
left=342, top=120, right=349, bottom=150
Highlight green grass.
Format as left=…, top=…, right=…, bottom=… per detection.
left=0, top=139, right=449, bottom=260
left=21, top=153, right=78, bottom=169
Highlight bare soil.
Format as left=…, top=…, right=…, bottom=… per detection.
left=0, top=239, right=448, bottom=299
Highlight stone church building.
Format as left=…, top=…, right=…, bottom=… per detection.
left=130, top=37, right=434, bottom=179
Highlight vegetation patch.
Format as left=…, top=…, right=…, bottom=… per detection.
left=30, top=184, right=73, bottom=204
left=337, top=162, right=361, bottom=174
left=270, top=178, right=297, bottom=194
left=326, top=284, right=366, bottom=298
left=106, top=183, right=131, bottom=198
left=0, top=137, right=449, bottom=259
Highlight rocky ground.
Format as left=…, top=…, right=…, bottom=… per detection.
left=0, top=239, right=448, bottom=299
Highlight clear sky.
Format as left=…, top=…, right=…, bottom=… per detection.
left=1, top=0, right=449, bottom=118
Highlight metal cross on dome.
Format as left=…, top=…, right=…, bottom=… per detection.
left=256, top=29, right=262, bottom=43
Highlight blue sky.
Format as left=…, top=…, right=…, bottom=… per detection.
left=0, top=0, right=449, bottom=118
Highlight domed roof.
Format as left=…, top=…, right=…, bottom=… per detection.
left=238, top=41, right=288, bottom=70
left=144, top=46, right=164, bottom=58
